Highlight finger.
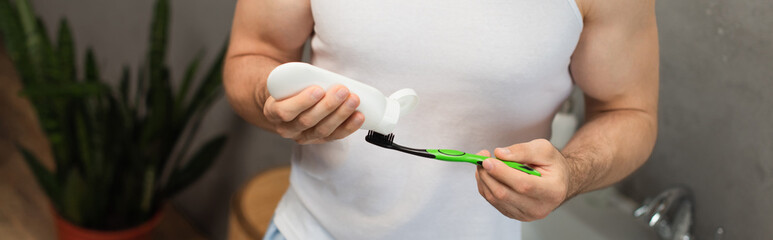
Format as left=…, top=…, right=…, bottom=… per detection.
left=303, top=93, right=360, bottom=139
left=495, top=139, right=556, bottom=166
left=323, top=111, right=365, bottom=141
left=290, top=85, right=350, bottom=132
left=262, top=97, right=281, bottom=123
left=477, top=167, right=531, bottom=220
left=477, top=163, right=516, bottom=201
left=481, top=158, right=541, bottom=196
left=476, top=150, right=491, bottom=157
left=476, top=166, right=493, bottom=199
left=265, top=86, right=325, bottom=123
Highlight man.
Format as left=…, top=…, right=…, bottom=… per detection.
left=224, top=0, right=658, bottom=239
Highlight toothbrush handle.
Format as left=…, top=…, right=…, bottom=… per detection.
left=426, top=149, right=541, bottom=177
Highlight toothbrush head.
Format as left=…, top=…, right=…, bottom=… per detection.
left=365, top=131, right=396, bottom=148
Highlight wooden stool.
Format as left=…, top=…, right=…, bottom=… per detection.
left=228, top=167, right=291, bottom=240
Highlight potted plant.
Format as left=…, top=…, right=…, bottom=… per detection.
left=0, top=0, right=227, bottom=239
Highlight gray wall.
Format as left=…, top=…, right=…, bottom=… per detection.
left=618, top=0, right=773, bottom=239
left=29, top=0, right=292, bottom=239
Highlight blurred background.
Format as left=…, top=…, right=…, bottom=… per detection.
left=0, top=0, right=770, bottom=239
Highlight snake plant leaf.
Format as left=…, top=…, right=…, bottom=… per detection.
left=0, top=0, right=30, bottom=73
left=184, top=42, right=226, bottom=120
left=158, top=67, right=176, bottom=169
left=175, top=49, right=204, bottom=112
left=60, top=169, right=88, bottom=225
left=85, top=48, right=99, bottom=82
left=35, top=17, right=59, bottom=82
left=140, top=167, right=155, bottom=215
left=84, top=48, right=106, bottom=113
left=15, top=0, right=43, bottom=84
left=35, top=17, right=50, bottom=47
left=56, top=19, right=76, bottom=83
left=74, top=106, right=96, bottom=179
left=17, top=146, right=61, bottom=208
left=148, top=0, right=168, bottom=76
left=0, top=2, right=36, bottom=92
left=119, top=65, right=130, bottom=105
left=163, top=135, right=226, bottom=197
left=148, top=0, right=168, bottom=94
left=0, top=0, right=21, bottom=53
left=135, top=65, right=147, bottom=113
left=162, top=102, right=206, bottom=188
left=141, top=66, right=173, bottom=158
left=143, top=0, right=171, bottom=151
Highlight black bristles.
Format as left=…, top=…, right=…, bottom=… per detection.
left=365, top=131, right=395, bottom=148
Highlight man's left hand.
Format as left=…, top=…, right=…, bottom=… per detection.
left=475, top=138, right=573, bottom=221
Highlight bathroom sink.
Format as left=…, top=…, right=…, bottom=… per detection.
left=522, top=187, right=659, bottom=240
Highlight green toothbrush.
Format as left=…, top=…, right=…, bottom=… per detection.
left=365, top=131, right=541, bottom=176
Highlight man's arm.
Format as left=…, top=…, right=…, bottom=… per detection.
left=225, top=0, right=363, bottom=144
left=224, top=0, right=312, bottom=129
left=563, top=0, right=659, bottom=196
left=474, top=0, right=658, bottom=221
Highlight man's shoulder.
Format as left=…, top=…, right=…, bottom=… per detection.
left=574, top=0, right=655, bottom=24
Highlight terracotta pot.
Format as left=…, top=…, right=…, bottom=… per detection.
left=53, top=210, right=164, bottom=240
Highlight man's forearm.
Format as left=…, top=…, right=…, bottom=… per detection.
left=560, top=108, right=657, bottom=198
left=223, top=54, right=281, bottom=130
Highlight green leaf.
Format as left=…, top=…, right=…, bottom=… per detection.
left=183, top=42, right=226, bottom=121
left=83, top=49, right=105, bottom=115
left=17, top=146, right=60, bottom=208
left=35, top=17, right=50, bottom=46
left=163, top=135, right=226, bottom=197
left=147, top=0, right=169, bottom=111
left=140, top=167, right=155, bottom=215
left=60, top=169, right=87, bottom=225
left=56, top=18, right=76, bottom=83
left=15, top=0, right=44, bottom=83
left=141, top=66, right=173, bottom=162
left=74, top=107, right=95, bottom=179
left=0, top=2, right=36, bottom=88
left=37, top=17, right=61, bottom=85
left=160, top=106, right=205, bottom=188
left=119, top=65, right=130, bottom=105
left=135, top=65, right=146, bottom=112
left=84, top=48, right=99, bottom=82
left=175, top=49, right=204, bottom=112
left=0, top=0, right=31, bottom=74
left=148, top=0, right=169, bottom=83
left=143, top=0, right=172, bottom=157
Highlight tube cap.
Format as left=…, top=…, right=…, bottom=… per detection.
left=389, top=88, right=419, bottom=115
left=372, top=88, right=419, bottom=134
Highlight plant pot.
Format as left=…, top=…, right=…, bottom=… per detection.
left=53, top=209, right=164, bottom=240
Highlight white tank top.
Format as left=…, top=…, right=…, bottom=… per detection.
left=274, top=0, right=583, bottom=239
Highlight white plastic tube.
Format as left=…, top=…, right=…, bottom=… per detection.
left=266, top=62, right=418, bottom=134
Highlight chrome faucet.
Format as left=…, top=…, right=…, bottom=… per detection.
left=633, top=187, right=694, bottom=240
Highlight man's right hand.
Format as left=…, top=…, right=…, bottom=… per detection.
left=226, top=0, right=361, bottom=143
left=263, top=84, right=364, bottom=144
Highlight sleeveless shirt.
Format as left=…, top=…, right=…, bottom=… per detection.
left=274, top=0, right=583, bottom=239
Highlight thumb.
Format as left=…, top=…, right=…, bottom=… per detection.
left=493, top=139, right=556, bottom=166
left=480, top=157, right=537, bottom=189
